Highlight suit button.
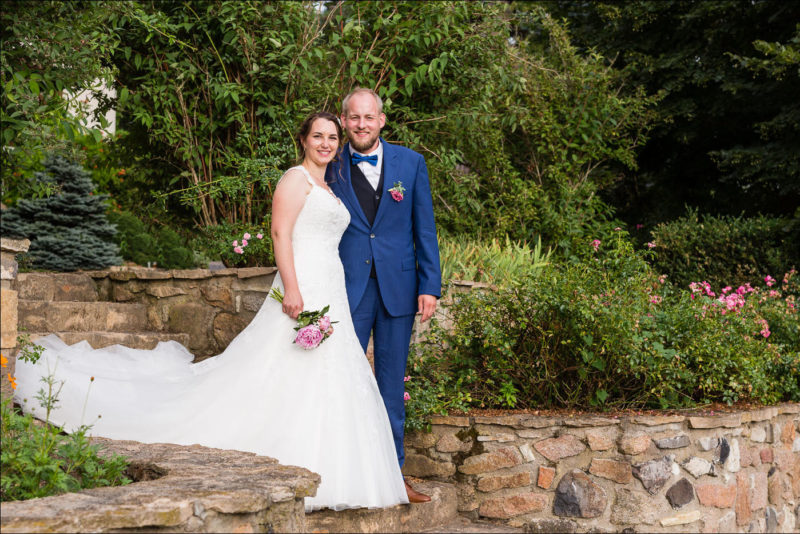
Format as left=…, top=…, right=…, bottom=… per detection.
left=374, top=195, right=380, bottom=200
left=365, top=260, right=370, bottom=264
left=370, top=233, right=375, bottom=238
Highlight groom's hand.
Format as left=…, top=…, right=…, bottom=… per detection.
left=417, top=294, right=437, bottom=322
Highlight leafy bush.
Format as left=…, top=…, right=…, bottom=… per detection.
left=1, top=337, right=130, bottom=501
left=406, top=232, right=799, bottom=427
left=649, top=208, right=800, bottom=289
left=0, top=155, right=121, bottom=271
left=108, top=210, right=194, bottom=269
left=438, top=235, right=551, bottom=286
left=191, top=222, right=273, bottom=268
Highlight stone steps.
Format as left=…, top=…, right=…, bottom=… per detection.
left=420, top=517, right=524, bottom=533
left=29, top=331, right=190, bottom=350
left=305, top=481, right=458, bottom=533
left=19, top=300, right=148, bottom=333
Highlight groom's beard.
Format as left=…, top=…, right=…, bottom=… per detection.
left=347, top=129, right=380, bottom=153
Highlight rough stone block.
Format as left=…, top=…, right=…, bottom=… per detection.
left=53, top=274, right=98, bottom=301
left=610, top=488, right=659, bottom=525
left=146, top=285, right=187, bottom=298
left=589, top=458, right=633, bottom=484
left=780, top=421, right=796, bottom=447
left=478, top=492, right=547, bottom=519
left=619, top=434, right=651, bottom=455
left=666, top=478, right=694, bottom=509
left=689, top=414, right=742, bottom=429
left=760, top=448, right=774, bottom=464
left=683, top=456, right=714, bottom=478
left=534, top=434, right=585, bottom=462
left=436, top=433, right=470, bottom=453
left=633, top=415, right=686, bottom=426
left=518, top=442, right=536, bottom=463
left=773, top=449, right=794, bottom=472
left=459, top=447, right=522, bottom=475
left=402, top=453, right=456, bottom=478
left=696, top=483, right=736, bottom=508
left=632, top=456, right=674, bottom=495
left=736, top=471, right=752, bottom=526
left=537, top=466, right=555, bottom=489
left=17, top=273, right=54, bottom=300
left=241, top=293, right=267, bottom=312
left=553, top=470, right=607, bottom=519
left=660, top=510, right=702, bottom=527
left=724, top=439, right=741, bottom=473
left=750, top=471, right=768, bottom=512
left=0, top=288, right=18, bottom=349
left=406, top=431, right=438, bottom=449
left=1, top=253, right=18, bottom=281
left=655, top=434, right=690, bottom=449
left=477, top=471, right=533, bottom=492
left=751, top=426, right=767, bottom=443
left=212, top=312, right=250, bottom=351
left=698, top=436, right=720, bottom=451
left=523, top=518, right=577, bottom=533
left=429, top=415, right=471, bottom=427
left=585, top=428, right=616, bottom=451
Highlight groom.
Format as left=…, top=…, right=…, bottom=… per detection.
left=328, top=88, right=441, bottom=503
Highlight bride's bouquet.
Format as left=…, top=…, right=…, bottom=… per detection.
left=269, top=288, right=336, bottom=350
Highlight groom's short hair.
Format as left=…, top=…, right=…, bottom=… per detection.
left=342, top=88, right=383, bottom=116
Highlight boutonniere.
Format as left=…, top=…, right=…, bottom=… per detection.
left=388, top=181, right=405, bottom=202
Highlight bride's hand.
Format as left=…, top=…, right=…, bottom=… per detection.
left=282, top=288, right=304, bottom=319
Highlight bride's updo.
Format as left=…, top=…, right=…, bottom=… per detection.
left=296, top=111, right=343, bottom=163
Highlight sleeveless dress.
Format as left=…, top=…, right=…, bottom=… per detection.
left=13, top=165, right=409, bottom=511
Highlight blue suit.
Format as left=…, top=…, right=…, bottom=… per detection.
left=328, top=138, right=441, bottom=467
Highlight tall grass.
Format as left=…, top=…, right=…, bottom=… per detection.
left=438, top=235, right=552, bottom=286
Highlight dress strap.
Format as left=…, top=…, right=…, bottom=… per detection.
left=294, top=165, right=316, bottom=187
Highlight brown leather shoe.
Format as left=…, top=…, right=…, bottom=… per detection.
left=405, top=480, right=431, bottom=503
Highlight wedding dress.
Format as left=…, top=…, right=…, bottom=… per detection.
left=14, top=165, right=409, bottom=511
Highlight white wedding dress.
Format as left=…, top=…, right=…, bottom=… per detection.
left=14, top=165, right=409, bottom=511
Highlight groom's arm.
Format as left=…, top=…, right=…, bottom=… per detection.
left=411, top=154, right=442, bottom=318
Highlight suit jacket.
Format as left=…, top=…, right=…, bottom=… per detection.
left=328, top=138, right=441, bottom=316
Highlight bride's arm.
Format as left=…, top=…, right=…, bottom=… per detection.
left=271, top=170, right=310, bottom=319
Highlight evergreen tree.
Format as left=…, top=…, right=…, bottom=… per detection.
left=1, top=155, right=121, bottom=271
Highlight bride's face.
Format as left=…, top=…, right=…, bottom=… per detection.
left=302, top=118, right=339, bottom=167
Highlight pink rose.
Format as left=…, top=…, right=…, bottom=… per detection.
left=404, top=376, right=411, bottom=382
left=318, top=315, right=331, bottom=332
left=591, top=239, right=601, bottom=251
left=244, top=232, right=251, bottom=240
left=391, top=190, right=404, bottom=202
left=646, top=242, right=656, bottom=249
left=295, top=324, right=323, bottom=349
left=257, top=233, right=263, bottom=239
left=403, top=392, right=411, bottom=401
left=242, top=239, right=248, bottom=246
left=232, top=240, right=238, bottom=247
left=234, top=246, right=244, bottom=254
left=764, top=275, right=776, bottom=287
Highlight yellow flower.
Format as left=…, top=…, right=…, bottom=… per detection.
left=7, top=373, right=17, bottom=390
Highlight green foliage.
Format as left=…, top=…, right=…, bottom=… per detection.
left=544, top=0, right=800, bottom=223
left=107, top=210, right=194, bottom=269
left=649, top=209, right=800, bottom=289
left=408, top=232, right=799, bottom=423
left=0, top=155, right=121, bottom=271
left=0, top=0, right=119, bottom=203
left=191, top=222, right=272, bottom=268
left=1, top=336, right=130, bottom=502
left=438, top=235, right=551, bottom=286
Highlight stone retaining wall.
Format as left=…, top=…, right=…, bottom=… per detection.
left=403, top=404, right=800, bottom=533
left=18, top=267, right=278, bottom=358
left=0, top=439, right=319, bottom=533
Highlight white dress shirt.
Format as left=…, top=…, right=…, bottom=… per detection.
left=350, top=143, right=383, bottom=191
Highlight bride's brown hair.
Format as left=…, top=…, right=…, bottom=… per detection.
left=296, top=111, right=343, bottom=168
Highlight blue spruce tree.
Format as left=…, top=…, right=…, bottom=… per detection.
left=1, top=155, right=121, bottom=271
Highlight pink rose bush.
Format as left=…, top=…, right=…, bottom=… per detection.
left=269, top=288, right=337, bottom=350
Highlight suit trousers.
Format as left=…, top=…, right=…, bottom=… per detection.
left=351, top=277, right=416, bottom=468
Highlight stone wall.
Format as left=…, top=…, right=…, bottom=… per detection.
left=1, top=237, right=30, bottom=398
left=1, top=439, right=319, bottom=533
left=403, top=404, right=800, bottom=533
left=18, top=267, right=277, bottom=359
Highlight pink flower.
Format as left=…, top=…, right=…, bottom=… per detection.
left=242, top=239, right=248, bottom=246
left=257, top=233, right=263, bottom=239
left=295, top=324, right=324, bottom=349
left=764, top=275, right=776, bottom=287
left=649, top=295, right=662, bottom=304
left=591, top=239, right=601, bottom=251
left=318, top=315, right=331, bottom=332
left=404, top=376, right=411, bottom=382
left=768, top=290, right=779, bottom=298
left=243, top=232, right=251, bottom=240
left=232, top=240, right=238, bottom=247
left=646, top=242, right=656, bottom=249
left=403, top=392, right=411, bottom=402
left=390, top=190, right=403, bottom=202
left=234, top=246, right=244, bottom=254
left=614, top=227, right=621, bottom=231
left=722, top=286, right=732, bottom=294
left=635, top=224, right=644, bottom=230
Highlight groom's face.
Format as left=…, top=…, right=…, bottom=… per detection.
left=341, top=92, right=385, bottom=153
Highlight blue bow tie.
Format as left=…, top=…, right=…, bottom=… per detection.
left=351, top=152, right=378, bottom=166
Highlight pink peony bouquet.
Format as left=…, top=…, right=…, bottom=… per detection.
left=269, top=288, right=336, bottom=350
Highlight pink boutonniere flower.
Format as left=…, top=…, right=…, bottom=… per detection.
left=388, top=181, right=405, bottom=202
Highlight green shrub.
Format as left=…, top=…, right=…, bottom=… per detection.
left=0, top=155, right=121, bottom=271
left=107, top=210, right=194, bottom=269
left=191, top=222, right=273, bottom=268
left=649, top=209, right=800, bottom=289
left=406, top=232, right=799, bottom=427
left=438, top=235, right=551, bottom=286
left=1, top=337, right=130, bottom=501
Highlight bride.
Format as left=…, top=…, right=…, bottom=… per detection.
left=13, top=111, right=410, bottom=511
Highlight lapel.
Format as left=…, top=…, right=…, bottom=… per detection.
left=371, top=138, right=398, bottom=229
left=335, top=144, right=370, bottom=227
